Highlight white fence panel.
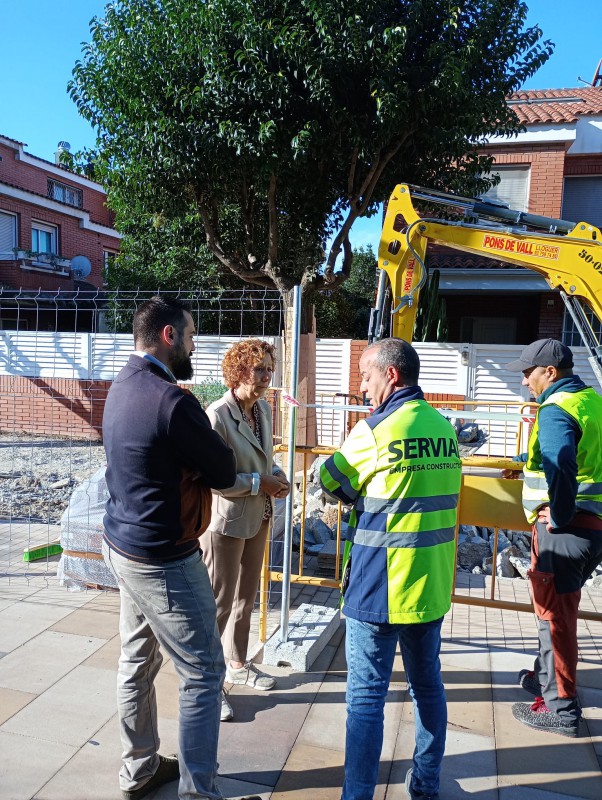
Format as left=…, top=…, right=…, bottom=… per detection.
left=470, top=344, right=601, bottom=456
left=470, top=345, right=528, bottom=457
left=90, top=333, right=132, bottom=380
left=315, top=338, right=351, bottom=447
left=414, top=343, right=467, bottom=395
left=0, top=331, right=89, bottom=378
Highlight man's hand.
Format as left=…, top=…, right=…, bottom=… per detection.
left=537, top=505, right=553, bottom=532
left=260, top=474, right=291, bottom=498
left=501, top=468, right=521, bottom=479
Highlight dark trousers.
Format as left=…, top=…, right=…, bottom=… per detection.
left=529, top=518, right=602, bottom=722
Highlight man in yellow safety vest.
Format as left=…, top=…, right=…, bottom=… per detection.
left=321, top=338, right=461, bottom=800
left=507, top=338, right=602, bottom=737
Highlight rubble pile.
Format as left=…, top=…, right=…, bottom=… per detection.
left=0, top=435, right=106, bottom=523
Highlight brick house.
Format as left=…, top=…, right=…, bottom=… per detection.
left=0, top=134, right=120, bottom=330
left=430, top=84, right=602, bottom=346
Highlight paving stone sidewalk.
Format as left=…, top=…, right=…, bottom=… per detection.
left=1, top=547, right=602, bottom=799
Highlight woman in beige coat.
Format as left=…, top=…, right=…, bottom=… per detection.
left=202, top=339, right=290, bottom=722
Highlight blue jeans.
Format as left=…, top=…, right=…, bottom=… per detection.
left=103, top=542, right=225, bottom=800
left=343, top=616, right=446, bottom=800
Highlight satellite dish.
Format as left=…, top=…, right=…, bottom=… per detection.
left=71, top=255, right=92, bottom=279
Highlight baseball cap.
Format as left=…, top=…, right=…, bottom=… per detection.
left=506, top=338, right=573, bottom=372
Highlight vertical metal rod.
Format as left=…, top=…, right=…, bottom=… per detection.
left=258, top=527, right=271, bottom=643
left=280, top=285, right=302, bottom=641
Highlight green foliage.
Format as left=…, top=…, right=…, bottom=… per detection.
left=315, top=246, right=377, bottom=337
left=414, top=269, right=448, bottom=342
left=190, top=377, right=227, bottom=408
left=103, top=207, right=236, bottom=292
left=69, top=0, right=552, bottom=302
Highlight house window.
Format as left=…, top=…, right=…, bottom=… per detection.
left=47, top=178, right=83, bottom=209
left=562, top=306, right=602, bottom=348
left=481, top=165, right=530, bottom=212
left=0, top=210, right=17, bottom=258
left=103, top=250, right=117, bottom=270
left=562, top=177, right=602, bottom=228
left=31, top=222, right=58, bottom=255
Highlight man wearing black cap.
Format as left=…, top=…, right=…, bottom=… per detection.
left=506, top=338, right=602, bottom=737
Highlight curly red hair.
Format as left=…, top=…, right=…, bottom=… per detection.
left=222, top=338, right=276, bottom=389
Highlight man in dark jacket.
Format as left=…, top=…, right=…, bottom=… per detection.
left=102, top=297, right=259, bottom=800
left=506, top=339, right=602, bottom=738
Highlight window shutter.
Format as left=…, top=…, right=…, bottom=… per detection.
left=0, top=212, right=17, bottom=254
left=482, top=166, right=530, bottom=212
left=562, top=177, right=602, bottom=228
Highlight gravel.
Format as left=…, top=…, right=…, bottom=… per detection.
left=0, top=434, right=106, bottom=522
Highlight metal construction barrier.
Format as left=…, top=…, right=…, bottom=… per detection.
left=258, top=445, right=602, bottom=641
left=428, top=399, right=539, bottom=459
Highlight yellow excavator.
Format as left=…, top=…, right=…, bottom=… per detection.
left=367, top=185, right=602, bottom=597
left=370, top=183, right=602, bottom=388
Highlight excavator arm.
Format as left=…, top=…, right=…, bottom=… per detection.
left=371, top=184, right=602, bottom=384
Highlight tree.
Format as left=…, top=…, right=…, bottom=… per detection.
left=315, top=246, right=378, bottom=338
left=69, top=0, right=552, bottom=323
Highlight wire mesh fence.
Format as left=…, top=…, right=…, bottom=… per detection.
left=0, top=288, right=284, bottom=588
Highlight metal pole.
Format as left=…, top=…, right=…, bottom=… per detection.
left=280, top=285, right=302, bottom=641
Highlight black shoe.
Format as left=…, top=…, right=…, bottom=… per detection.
left=121, top=755, right=179, bottom=800
left=404, top=768, right=440, bottom=800
left=518, top=669, right=542, bottom=697
left=512, top=698, right=579, bottom=738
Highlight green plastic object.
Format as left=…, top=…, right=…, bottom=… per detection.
left=23, top=542, right=63, bottom=562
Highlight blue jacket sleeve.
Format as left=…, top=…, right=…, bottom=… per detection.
left=537, top=404, right=581, bottom=528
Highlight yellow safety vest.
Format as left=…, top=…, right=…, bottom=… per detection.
left=523, top=388, right=602, bottom=523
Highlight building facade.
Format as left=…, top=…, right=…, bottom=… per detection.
left=432, top=82, right=602, bottom=346
left=0, top=135, right=120, bottom=329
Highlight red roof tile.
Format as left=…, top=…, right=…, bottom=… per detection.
left=508, top=87, right=602, bottom=125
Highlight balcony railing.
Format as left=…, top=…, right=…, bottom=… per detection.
left=13, top=249, right=71, bottom=273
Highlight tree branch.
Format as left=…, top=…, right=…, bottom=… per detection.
left=347, top=147, right=359, bottom=198
left=196, top=195, right=274, bottom=288
left=265, top=173, right=278, bottom=270
left=241, top=177, right=256, bottom=267
left=324, top=132, right=413, bottom=281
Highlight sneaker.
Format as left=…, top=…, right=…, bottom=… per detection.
left=404, top=768, right=439, bottom=800
left=221, top=690, right=234, bottom=721
left=512, top=697, right=579, bottom=737
left=518, top=669, right=542, bottom=697
left=226, top=661, right=276, bottom=691
left=121, top=754, right=179, bottom=800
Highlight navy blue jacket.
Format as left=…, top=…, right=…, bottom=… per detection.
left=103, top=355, right=236, bottom=562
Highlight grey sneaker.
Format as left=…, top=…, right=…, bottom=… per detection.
left=121, top=754, right=179, bottom=800
left=512, top=698, right=579, bottom=737
left=220, top=690, right=234, bottom=721
left=404, top=768, right=439, bottom=800
left=226, top=661, right=276, bottom=691
left=518, top=669, right=542, bottom=697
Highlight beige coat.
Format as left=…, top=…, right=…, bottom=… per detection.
left=206, top=390, right=283, bottom=539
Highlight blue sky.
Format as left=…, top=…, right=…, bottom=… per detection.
left=1, top=0, right=600, bottom=253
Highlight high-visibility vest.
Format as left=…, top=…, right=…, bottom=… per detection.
left=321, top=396, right=462, bottom=624
left=523, top=388, right=602, bottom=523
